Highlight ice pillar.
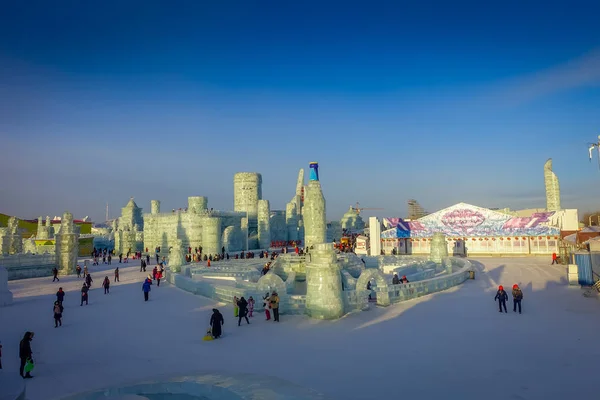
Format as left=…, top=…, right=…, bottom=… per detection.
left=55, top=212, right=79, bottom=274
left=303, top=162, right=326, bottom=249
left=305, top=243, right=344, bottom=319
left=258, top=200, right=271, bottom=250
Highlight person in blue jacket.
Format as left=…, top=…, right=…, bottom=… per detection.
left=494, top=285, right=508, bottom=313
left=142, top=278, right=152, bottom=302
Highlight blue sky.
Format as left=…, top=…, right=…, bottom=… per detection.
left=1, top=0, right=599, bottom=222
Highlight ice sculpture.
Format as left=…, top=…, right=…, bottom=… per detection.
left=303, top=162, right=327, bottom=249
left=429, top=232, right=449, bottom=264
left=55, top=212, right=80, bottom=274
left=305, top=243, right=344, bottom=319
left=257, top=199, right=271, bottom=249
left=544, top=158, right=561, bottom=211
left=168, top=239, right=185, bottom=272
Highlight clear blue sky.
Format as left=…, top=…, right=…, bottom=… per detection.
left=1, top=0, right=599, bottom=222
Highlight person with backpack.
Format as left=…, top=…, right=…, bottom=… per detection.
left=53, top=301, right=64, bottom=327
left=102, top=276, right=110, bottom=294
left=494, top=285, right=508, bottom=313
left=512, top=284, right=524, bottom=314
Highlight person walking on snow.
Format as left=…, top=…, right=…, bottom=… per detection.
left=52, top=267, right=59, bottom=282
left=80, top=283, right=89, bottom=306
left=494, top=285, right=508, bottom=313
left=156, top=267, right=162, bottom=287
left=552, top=252, right=558, bottom=265
left=210, top=308, right=224, bottom=338
left=85, top=273, right=93, bottom=288
left=102, top=276, right=110, bottom=294
left=247, top=296, right=255, bottom=317
left=237, top=297, right=250, bottom=326
left=512, top=284, right=523, bottom=314
left=142, top=278, right=152, bottom=301
left=83, top=265, right=88, bottom=278
left=56, top=287, right=65, bottom=305
left=19, top=331, right=34, bottom=379
left=76, top=265, right=82, bottom=278
left=53, top=301, right=63, bottom=327
left=114, top=267, right=120, bottom=282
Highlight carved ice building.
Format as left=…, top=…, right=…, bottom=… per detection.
left=113, top=198, right=144, bottom=255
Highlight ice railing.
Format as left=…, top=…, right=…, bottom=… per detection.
left=373, top=257, right=472, bottom=304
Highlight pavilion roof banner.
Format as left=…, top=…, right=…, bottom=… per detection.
left=382, top=203, right=560, bottom=238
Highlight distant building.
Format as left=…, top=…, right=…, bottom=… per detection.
left=407, top=199, right=428, bottom=219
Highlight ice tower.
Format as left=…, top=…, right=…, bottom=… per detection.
left=303, top=162, right=326, bottom=249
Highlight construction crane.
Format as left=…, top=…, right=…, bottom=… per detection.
left=352, top=202, right=384, bottom=215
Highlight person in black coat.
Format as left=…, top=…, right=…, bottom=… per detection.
left=53, top=301, right=64, bottom=327
left=237, top=297, right=250, bottom=326
left=494, top=285, right=509, bottom=313
left=19, top=331, right=34, bottom=378
left=210, top=309, right=224, bottom=338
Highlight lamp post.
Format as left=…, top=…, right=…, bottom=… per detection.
left=246, top=210, right=249, bottom=252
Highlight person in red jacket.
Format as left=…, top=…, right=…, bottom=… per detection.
left=552, top=252, right=558, bottom=265
left=156, top=267, right=162, bottom=287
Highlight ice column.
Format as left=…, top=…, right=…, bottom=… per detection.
left=54, top=212, right=79, bottom=274
left=303, top=162, right=327, bottom=249
left=188, top=196, right=208, bottom=213
left=168, top=238, right=185, bottom=272
left=305, top=243, right=344, bottom=319
left=257, top=200, right=271, bottom=250
left=150, top=200, right=161, bottom=215
left=429, top=232, right=449, bottom=264
left=202, top=217, right=222, bottom=256
left=285, top=202, right=299, bottom=241
left=369, top=217, right=381, bottom=256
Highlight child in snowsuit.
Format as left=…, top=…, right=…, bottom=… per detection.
left=512, top=284, right=523, bottom=314
left=494, top=285, right=508, bottom=313
left=233, top=296, right=239, bottom=317
left=142, top=278, right=152, bottom=301
left=102, top=276, right=110, bottom=294
left=53, top=301, right=63, bottom=327
left=247, top=296, right=255, bottom=317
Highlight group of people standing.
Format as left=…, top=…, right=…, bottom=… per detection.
left=208, top=291, right=280, bottom=339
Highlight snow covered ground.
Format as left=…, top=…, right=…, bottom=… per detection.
left=1, top=256, right=598, bottom=400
